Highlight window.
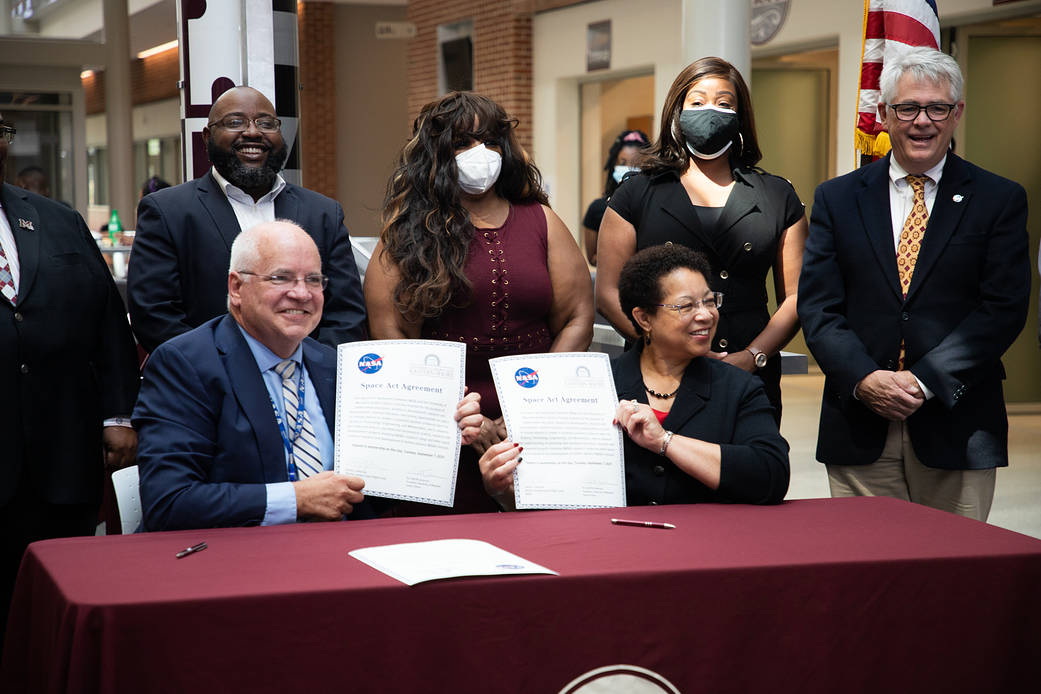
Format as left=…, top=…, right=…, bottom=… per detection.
left=438, top=20, right=473, bottom=94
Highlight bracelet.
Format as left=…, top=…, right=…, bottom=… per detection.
left=659, top=430, right=674, bottom=456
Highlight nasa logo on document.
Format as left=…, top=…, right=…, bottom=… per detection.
left=558, top=665, right=679, bottom=693
left=514, top=367, right=539, bottom=389
left=357, top=353, right=384, bottom=374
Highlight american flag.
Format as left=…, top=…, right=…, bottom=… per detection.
left=855, top=0, right=941, bottom=163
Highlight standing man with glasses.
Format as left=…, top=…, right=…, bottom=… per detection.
left=798, top=47, right=1030, bottom=520
left=1, top=114, right=139, bottom=641
left=134, top=220, right=483, bottom=530
left=128, top=85, right=366, bottom=355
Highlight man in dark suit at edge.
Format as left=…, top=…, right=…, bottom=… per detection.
left=0, top=112, right=139, bottom=642
left=798, top=47, right=1030, bottom=521
left=127, top=85, right=366, bottom=354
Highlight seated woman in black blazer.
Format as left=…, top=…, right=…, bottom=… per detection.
left=479, top=244, right=790, bottom=506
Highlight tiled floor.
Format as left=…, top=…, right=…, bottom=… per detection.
left=781, top=371, right=1041, bottom=539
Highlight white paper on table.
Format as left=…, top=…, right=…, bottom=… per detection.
left=489, top=352, right=625, bottom=510
left=348, top=538, right=557, bottom=586
left=335, top=340, right=465, bottom=506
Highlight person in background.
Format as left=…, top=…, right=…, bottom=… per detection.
left=479, top=244, right=789, bottom=508
left=128, top=85, right=366, bottom=354
left=365, top=91, right=594, bottom=514
left=798, top=47, right=1030, bottom=521
left=0, top=113, right=139, bottom=640
left=14, top=166, right=50, bottom=198
left=140, top=176, right=170, bottom=199
left=581, top=129, right=650, bottom=266
left=595, top=57, right=807, bottom=424
left=135, top=220, right=483, bottom=530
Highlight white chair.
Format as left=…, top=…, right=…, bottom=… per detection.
left=111, top=465, right=142, bottom=534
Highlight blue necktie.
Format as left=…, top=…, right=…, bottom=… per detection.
left=274, top=359, right=323, bottom=478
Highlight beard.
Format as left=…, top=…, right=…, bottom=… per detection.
left=207, top=138, right=288, bottom=192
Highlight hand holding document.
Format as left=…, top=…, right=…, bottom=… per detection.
left=335, top=340, right=465, bottom=507
left=349, top=539, right=557, bottom=586
left=489, top=352, right=625, bottom=510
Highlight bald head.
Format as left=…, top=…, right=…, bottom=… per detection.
left=229, top=220, right=318, bottom=274
left=209, top=86, right=275, bottom=123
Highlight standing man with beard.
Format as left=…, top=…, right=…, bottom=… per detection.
left=127, top=86, right=366, bottom=354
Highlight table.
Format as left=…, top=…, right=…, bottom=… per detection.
left=4, top=497, right=1040, bottom=693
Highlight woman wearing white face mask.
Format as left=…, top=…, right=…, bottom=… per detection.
left=595, top=57, right=808, bottom=424
left=581, top=129, right=650, bottom=266
left=365, top=91, right=594, bottom=515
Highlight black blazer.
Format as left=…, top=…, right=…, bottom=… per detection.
left=612, top=346, right=789, bottom=505
left=135, top=314, right=375, bottom=530
left=609, top=169, right=804, bottom=413
left=127, top=173, right=366, bottom=353
left=798, top=153, right=1030, bottom=470
left=0, top=184, right=139, bottom=506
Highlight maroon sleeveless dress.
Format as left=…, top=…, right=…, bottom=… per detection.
left=402, top=202, right=554, bottom=515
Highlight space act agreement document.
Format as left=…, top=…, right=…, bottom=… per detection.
left=489, top=352, right=625, bottom=510
left=335, top=340, right=465, bottom=506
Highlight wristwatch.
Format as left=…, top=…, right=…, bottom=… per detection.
left=746, top=346, right=768, bottom=370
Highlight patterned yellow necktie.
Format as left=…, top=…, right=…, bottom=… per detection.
left=897, top=174, right=929, bottom=298
left=897, top=174, right=928, bottom=369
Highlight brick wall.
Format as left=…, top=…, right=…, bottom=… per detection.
left=298, top=0, right=337, bottom=198
left=83, top=47, right=179, bottom=115
left=407, top=0, right=535, bottom=153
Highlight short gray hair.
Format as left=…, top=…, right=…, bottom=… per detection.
left=879, top=47, right=963, bottom=104
left=228, top=219, right=307, bottom=273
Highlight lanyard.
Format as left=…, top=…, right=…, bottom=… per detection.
left=269, top=365, right=307, bottom=482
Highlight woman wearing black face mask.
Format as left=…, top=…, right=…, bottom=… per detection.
left=594, top=57, right=807, bottom=424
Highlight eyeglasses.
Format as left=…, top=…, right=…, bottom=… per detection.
left=656, top=293, right=723, bottom=316
left=238, top=271, right=328, bottom=290
left=888, top=103, right=957, bottom=122
left=1, top=125, right=15, bottom=144
left=208, top=116, right=282, bottom=133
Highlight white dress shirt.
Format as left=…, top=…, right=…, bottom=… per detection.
left=209, top=166, right=286, bottom=232
left=886, top=155, right=947, bottom=400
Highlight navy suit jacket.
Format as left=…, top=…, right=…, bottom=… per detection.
left=612, top=346, right=789, bottom=506
left=127, top=172, right=366, bottom=353
left=0, top=184, right=139, bottom=506
left=798, top=153, right=1030, bottom=470
left=134, top=314, right=371, bottom=531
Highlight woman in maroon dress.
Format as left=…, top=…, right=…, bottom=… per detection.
left=365, top=92, right=594, bottom=513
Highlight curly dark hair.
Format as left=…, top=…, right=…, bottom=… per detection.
left=379, top=91, right=548, bottom=321
left=618, top=244, right=714, bottom=336
left=602, top=129, right=650, bottom=198
left=641, top=56, right=762, bottom=176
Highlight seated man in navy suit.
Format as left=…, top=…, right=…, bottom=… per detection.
left=134, top=220, right=481, bottom=530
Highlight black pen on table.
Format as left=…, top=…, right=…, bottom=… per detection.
left=176, top=541, right=208, bottom=559
left=611, top=518, right=675, bottom=530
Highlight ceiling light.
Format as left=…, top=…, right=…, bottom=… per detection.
left=136, top=40, right=179, bottom=60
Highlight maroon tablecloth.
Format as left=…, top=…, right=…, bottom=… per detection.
left=4, top=497, right=1041, bottom=693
